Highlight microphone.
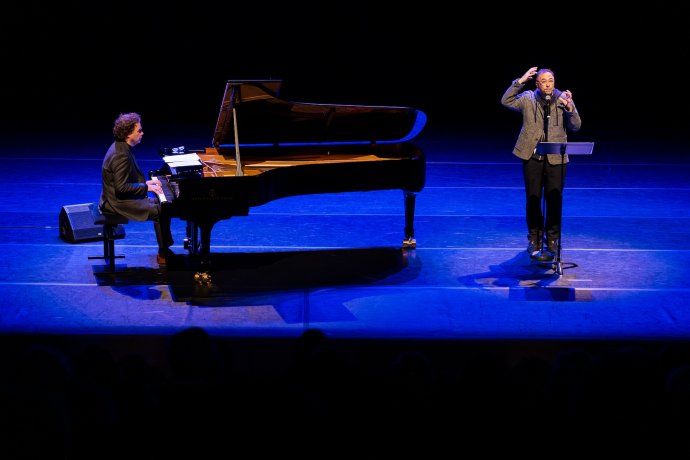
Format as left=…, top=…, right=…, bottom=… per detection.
left=544, top=94, right=551, bottom=117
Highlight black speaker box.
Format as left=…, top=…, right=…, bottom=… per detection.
left=59, top=203, right=126, bottom=243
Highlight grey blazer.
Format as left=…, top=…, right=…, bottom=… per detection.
left=501, top=79, right=582, bottom=165
left=99, top=141, right=154, bottom=221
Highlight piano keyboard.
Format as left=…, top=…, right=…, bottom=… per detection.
left=151, top=176, right=176, bottom=204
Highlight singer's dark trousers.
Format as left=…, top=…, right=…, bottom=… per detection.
left=523, top=156, right=566, bottom=243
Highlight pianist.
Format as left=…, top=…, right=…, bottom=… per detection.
left=99, top=112, right=175, bottom=266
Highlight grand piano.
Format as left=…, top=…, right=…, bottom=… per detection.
left=152, top=80, right=427, bottom=265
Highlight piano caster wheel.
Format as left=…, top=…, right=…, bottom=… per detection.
left=402, top=238, right=417, bottom=249
left=194, top=271, right=212, bottom=286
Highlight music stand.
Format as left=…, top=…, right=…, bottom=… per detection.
left=535, top=141, right=594, bottom=276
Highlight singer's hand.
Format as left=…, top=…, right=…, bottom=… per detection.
left=558, top=90, right=573, bottom=111
left=518, top=66, right=538, bottom=85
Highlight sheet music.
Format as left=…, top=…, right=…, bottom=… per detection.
left=162, top=153, right=202, bottom=167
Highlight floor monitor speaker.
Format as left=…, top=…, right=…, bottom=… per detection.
left=59, top=203, right=126, bottom=243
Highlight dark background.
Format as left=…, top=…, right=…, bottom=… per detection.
left=2, top=1, right=687, bottom=153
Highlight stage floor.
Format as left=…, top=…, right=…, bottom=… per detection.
left=2, top=131, right=688, bottom=344
left=1, top=128, right=689, bottom=458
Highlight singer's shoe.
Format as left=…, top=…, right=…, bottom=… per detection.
left=546, top=240, right=558, bottom=257
left=535, top=251, right=554, bottom=262
left=531, top=240, right=558, bottom=262
left=527, top=240, right=541, bottom=259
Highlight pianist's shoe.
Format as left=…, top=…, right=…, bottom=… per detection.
left=157, top=248, right=175, bottom=266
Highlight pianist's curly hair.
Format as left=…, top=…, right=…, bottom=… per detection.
left=113, top=112, right=141, bottom=142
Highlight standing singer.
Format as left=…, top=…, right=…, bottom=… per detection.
left=501, top=67, right=582, bottom=260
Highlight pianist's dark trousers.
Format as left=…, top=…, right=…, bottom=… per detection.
left=146, top=198, right=174, bottom=251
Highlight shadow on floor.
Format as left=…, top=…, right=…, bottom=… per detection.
left=93, top=246, right=422, bottom=303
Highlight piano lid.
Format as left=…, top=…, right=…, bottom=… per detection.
left=212, top=80, right=427, bottom=148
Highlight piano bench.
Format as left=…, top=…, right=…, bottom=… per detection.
left=87, top=204, right=129, bottom=270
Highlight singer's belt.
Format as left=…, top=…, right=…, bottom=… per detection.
left=531, top=152, right=545, bottom=161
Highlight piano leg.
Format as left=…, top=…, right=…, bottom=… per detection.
left=403, top=190, right=417, bottom=249
left=185, top=219, right=215, bottom=285
left=199, top=223, right=213, bottom=263
left=184, top=221, right=201, bottom=255
left=183, top=218, right=221, bottom=269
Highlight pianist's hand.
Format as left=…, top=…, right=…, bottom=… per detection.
left=146, top=179, right=163, bottom=195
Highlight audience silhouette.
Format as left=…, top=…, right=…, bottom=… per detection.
left=2, top=329, right=690, bottom=458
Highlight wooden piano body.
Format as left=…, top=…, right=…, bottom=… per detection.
left=153, top=80, right=427, bottom=263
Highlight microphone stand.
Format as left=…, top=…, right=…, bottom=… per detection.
left=535, top=134, right=594, bottom=277
left=536, top=97, right=581, bottom=277
left=552, top=142, right=567, bottom=276
left=536, top=98, right=550, bottom=262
